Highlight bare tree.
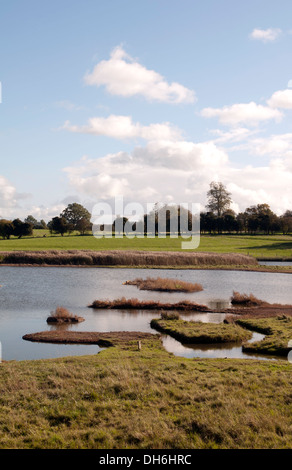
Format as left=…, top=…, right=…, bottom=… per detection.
left=206, top=182, right=232, bottom=217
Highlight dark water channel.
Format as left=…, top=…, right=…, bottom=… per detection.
left=0, top=266, right=290, bottom=361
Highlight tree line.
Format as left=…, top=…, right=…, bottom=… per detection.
left=0, top=183, right=292, bottom=239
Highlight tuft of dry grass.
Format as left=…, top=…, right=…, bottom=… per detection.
left=124, top=277, right=203, bottom=292
left=231, top=291, right=264, bottom=307
left=47, top=306, right=84, bottom=323
left=160, top=311, right=181, bottom=320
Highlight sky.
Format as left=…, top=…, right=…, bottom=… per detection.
left=1, top=0, right=292, bottom=221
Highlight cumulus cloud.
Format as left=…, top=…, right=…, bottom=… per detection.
left=62, top=138, right=292, bottom=215
left=63, top=140, right=228, bottom=207
left=267, top=89, right=292, bottom=109
left=249, top=28, right=282, bottom=42
left=84, top=46, right=195, bottom=104
left=201, top=102, right=282, bottom=126
left=62, top=115, right=183, bottom=141
left=0, top=175, right=21, bottom=217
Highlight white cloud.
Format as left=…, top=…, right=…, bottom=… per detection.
left=201, top=102, right=282, bottom=126
left=249, top=28, right=282, bottom=43
left=62, top=115, right=183, bottom=141
left=250, top=133, right=292, bottom=157
left=62, top=136, right=292, bottom=215
left=63, top=140, right=228, bottom=206
left=0, top=175, right=21, bottom=217
left=267, top=89, right=292, bottom=109
left=209, top=127, right=260, bottom=144
left=84, top=46, right=195, bottom=104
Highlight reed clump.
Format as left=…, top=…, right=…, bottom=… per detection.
left=124, top=277, right=203, bottom=292
left=160, top=311, right=181, bottom=320
left=47, top=306, right=85, bottom=323
left=89, top=297, right=210, bottom=312
left=231, top=291, right=264, bottom=307
left=0, top=249, right=258, bottom=267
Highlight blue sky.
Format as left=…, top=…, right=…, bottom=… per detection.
left=1, top=0, right=292, bottom=220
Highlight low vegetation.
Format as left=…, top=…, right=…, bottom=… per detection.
left=89, top=297, right=210, bottom=312
left=0, top=336, right=291, bottom=449
left=150, top=315, right=252, bottom=344
left=124, top=277, right=203, bottom=292
left=236, top=316, right=292, bottom=357
left=46, top=307, right=84, bottom=324
left=0, top=249, right=258, bottom=267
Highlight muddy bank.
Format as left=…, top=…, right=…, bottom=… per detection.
left=88, top=297, right=292, bottom=318
left=222, top=303, right=292, bottom=318
left=22, top=331, right=156, bottom=347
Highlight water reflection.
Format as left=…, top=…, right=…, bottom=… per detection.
left=161, top=332, right=276, bottom=361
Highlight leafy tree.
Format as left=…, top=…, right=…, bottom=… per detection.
left=0, top=219, right=14, bottom=239
left=39, top=219, right=48, bottom=229
left=24, top=215, right=38, bottom=227
left=112, top=217, right=129, bottom=235
left=75, top=217, right=92, bottom=235
left=206, top=182, right=232, bottom=217
left=12, top=219, right=33, bottom=238
left=24, top=215, right=48, bottom=230
left=48, top=216, right=68, bottom=236
left=280, top=211, right=292, bottom=234
left=60, top=203, right=91, bottom=230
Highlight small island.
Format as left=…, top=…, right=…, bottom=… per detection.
left=46, top=306, right=85, bottom=324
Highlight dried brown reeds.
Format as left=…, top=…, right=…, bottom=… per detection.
left=124, top=277, right=203, bottom=292
left=89, top=297, right=210, bottom=312
left=230, top=291, right=264, bottom=307
left=0, top=249, right=258, bottom=267
left=47, top=306, right=85, bottom=323
left=160, top=311, right=181, bottom=320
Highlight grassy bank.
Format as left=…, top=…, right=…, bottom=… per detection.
left=150, top=315, right=253, bottom=344
left=236, top=316, right=292, bottom=356
left=0, top=335, right=291, bottom=449
left=0, top=233, right=292, bottom=259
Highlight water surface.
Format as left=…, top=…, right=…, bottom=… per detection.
left=0, top=266, right=290, bottom=361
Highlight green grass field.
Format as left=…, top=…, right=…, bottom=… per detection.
left=0, top=231, right=292, bottom=258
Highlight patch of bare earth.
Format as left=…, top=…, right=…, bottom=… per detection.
left=22, top=331, right=156, bottom=348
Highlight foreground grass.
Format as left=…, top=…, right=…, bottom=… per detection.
left=0, top=336, right=291, bottom=449
left=0, top=233, right=292, bottom=259
left=236, top=316, right=292, bottom=356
